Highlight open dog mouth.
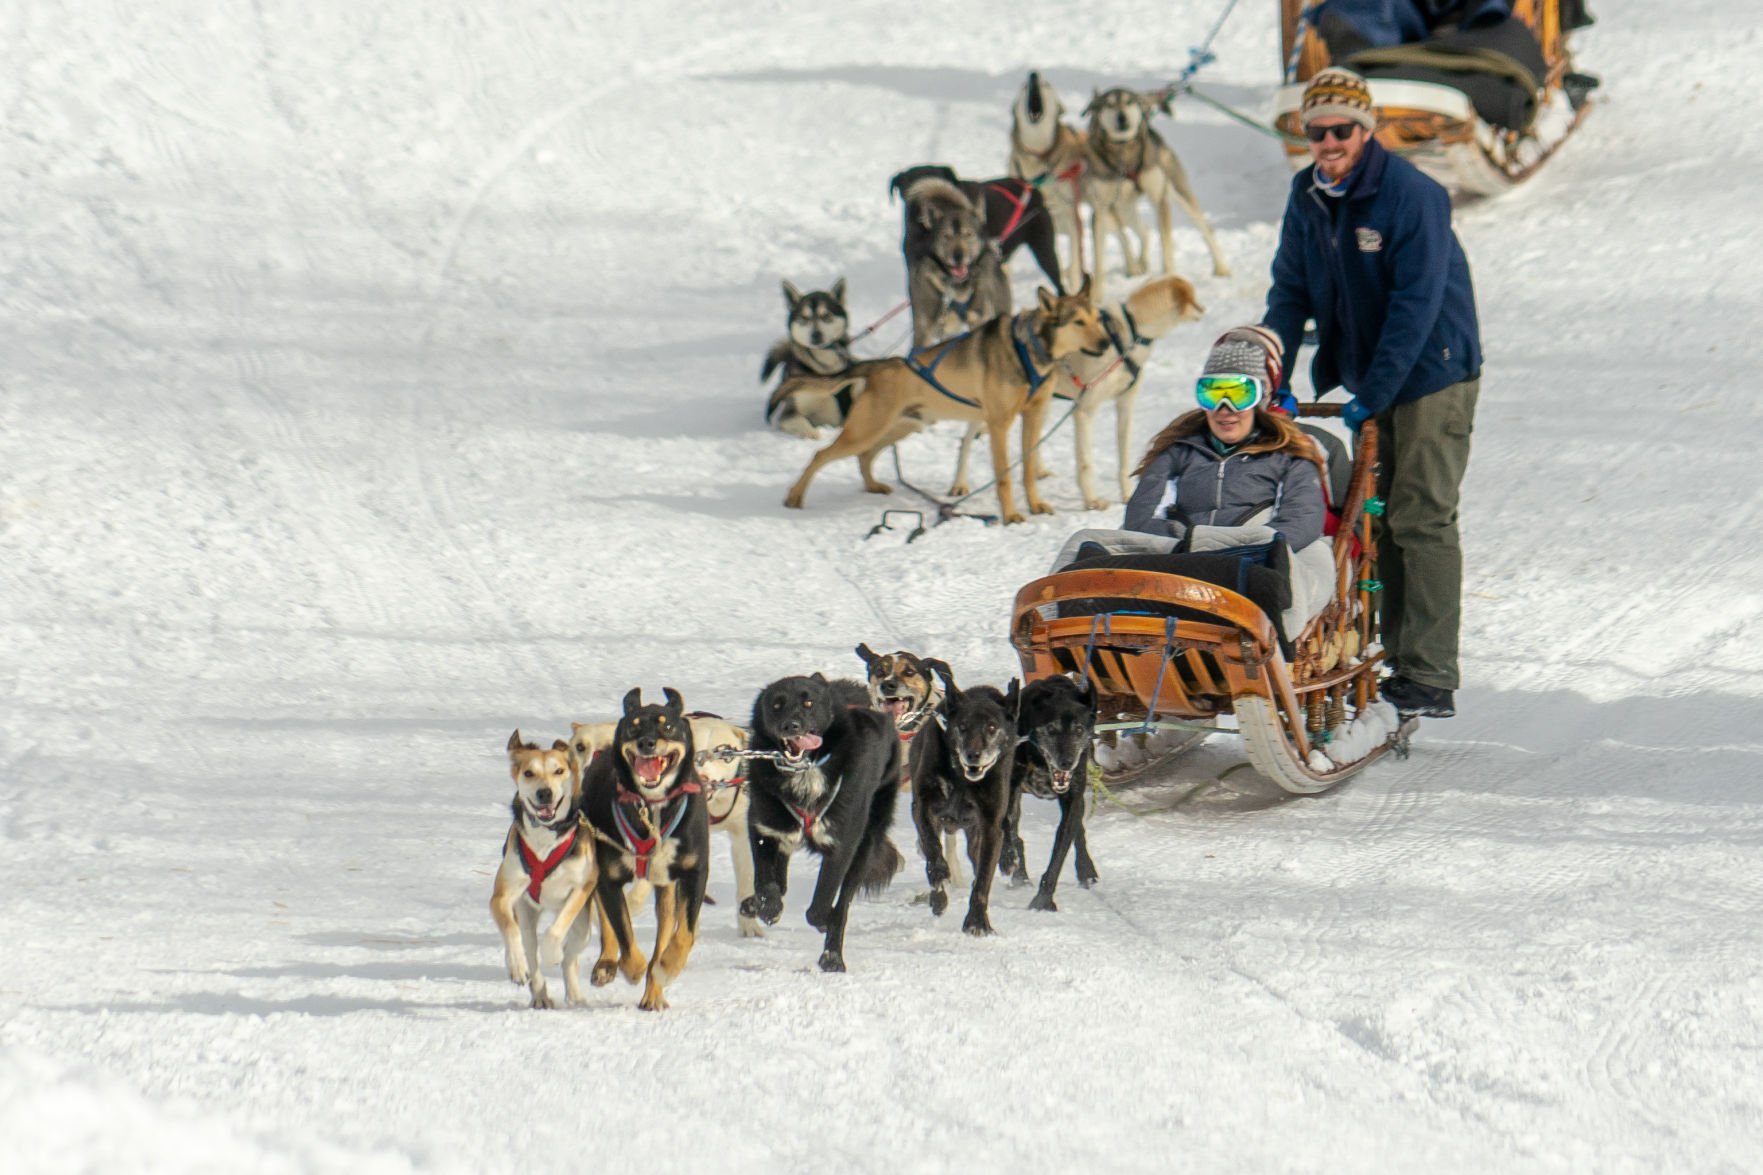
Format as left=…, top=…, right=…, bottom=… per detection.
left=947, top=261, right=970, bottom=280
left=880, top=696, right=913, bottom=722
left=1048, top=769, right=1074, bottom=794
left=961, top=753, right=999, bottom=782
left=628, top=749, right=681, bottom=787
left=782, top=732, right=823, bottom=763
left=525, top=797, right=562, bottom=822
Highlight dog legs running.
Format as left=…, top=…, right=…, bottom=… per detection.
left=639, top=882, right=703, bottom=1012
left=513, top=901, right=553, bottom=1008
left=590, top=875, right=648, bottom=987
left=784, top=388, right=909, bottom=508
left=1028, top=789, right=1088, bottom=912
left=727, top=820, right=763, bottom=938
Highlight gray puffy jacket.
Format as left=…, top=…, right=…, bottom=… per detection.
left=1122, top=429, right=1325, bottom=552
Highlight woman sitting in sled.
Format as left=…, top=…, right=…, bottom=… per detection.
left=1044, top=325, right=1337, bottom=647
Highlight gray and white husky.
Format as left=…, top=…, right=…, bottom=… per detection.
left=763, top=278, right=857, bottom=439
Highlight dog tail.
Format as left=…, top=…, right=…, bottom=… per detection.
left=859, top=834, right=905, bottom=896
left=766, top=372, right=866, bottom=426
left=760, top=340, right=792, bottom=382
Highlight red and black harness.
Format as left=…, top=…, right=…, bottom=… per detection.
left=515, top=824, right=581, bottom=901
left=611, top=779, right=700, bottom=880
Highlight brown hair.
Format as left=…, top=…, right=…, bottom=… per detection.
left=1132, top=408, right=1329, bottom=487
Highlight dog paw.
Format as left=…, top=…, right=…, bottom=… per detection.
left=739, top=918, right=765, bottom=938
left=637, top=990, right=670, bottom=1012
left=756, top=890, right=784, bottom=925
left=927, top=888, right=949, bottom=917
left=1008, top=871, right=1030, bottom=889
left=1029, top=890, right=1058, bottom=913
left=817, top=950, right=847, bottom=974
left=1213, top=263, right=1233, bottom=278
left=1029, top=500, right=1055, bottom=516
left=1002, top=511, right=1027, bottom=526
left=863, top=482, right=894, bottom=496
left=1085, top=497, right=1112, bottom=512
left=1078, top=872, right=1099, bottom=889
left=621, top=953, right=649, bottom=985
left=804, top=904, right=831, bottom=932
left=948, top=482, right=971, bottom=498
left=529, top=987, right=556, bottom=1010
left=783, top=491, right=805, bottom=509
left=962, top=910, right=995, bottom=937
left=590, top=960, right=618, bottom=987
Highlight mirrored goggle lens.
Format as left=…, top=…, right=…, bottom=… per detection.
left=1196, top=375, right=1264, bottom=411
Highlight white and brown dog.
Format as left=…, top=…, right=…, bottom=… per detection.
left=572, top=715, right=760, bottom=937
left=854, top=643, right=966, bottom=888
left=1008, top=71, right=1089, bottom=295
left=490, top=730, right=597, bottom=1009
left=1081, top=87, right=1230, bottom=304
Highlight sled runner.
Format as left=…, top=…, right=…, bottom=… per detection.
left=1274, top=0, right=1597, bottom=196
left=1009, top=404, right=1409, bottom=794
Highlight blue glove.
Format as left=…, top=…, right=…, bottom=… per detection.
left=1341, top=398, right=1373, bottom=433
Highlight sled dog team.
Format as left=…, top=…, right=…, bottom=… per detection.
left=767, top=73, right=1225, bottom=522
left=493, top=647, right=1100, bottom=1011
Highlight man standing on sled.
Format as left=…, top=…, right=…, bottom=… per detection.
left=1262, top=67, right=1482, bottom=719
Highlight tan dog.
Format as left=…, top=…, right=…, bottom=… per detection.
left=490, top=731, right=597, bottom=1009
left=782, top=283, right=1108, bottom=524
left=1082, top=88, right=1230, bottom=305
left=571, top=716, right=760, bottom=938
left=1008, top=71, right=1089, bottom=294
left=855, top=642, right=966, bottom=889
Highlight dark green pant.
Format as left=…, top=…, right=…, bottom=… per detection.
left=1371, top=378, right=1478, bottom=691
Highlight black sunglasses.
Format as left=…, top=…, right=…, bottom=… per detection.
left=1305, top=123, right=1361, bottom=143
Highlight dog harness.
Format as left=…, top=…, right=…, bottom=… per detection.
left=707, top=777, right=745, bottom=827
left=517, top=828, right=579, bottom=901
left=1097, top=307, right=1151, bottom=385
left=612, top=782, right=700, bottom=880
left=986, top=179, right=1037, bottom=244
left=1010, top=313, right=1054, bottom=401
left=789, top=765, right=842, bottom=846
left=904, top=336, right=981, bottom=408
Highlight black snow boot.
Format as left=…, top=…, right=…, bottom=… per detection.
left=1381, top=675, right=1455, bottom=719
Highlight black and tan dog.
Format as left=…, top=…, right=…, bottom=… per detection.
left=894, top=175, right=1012, bottom=349
left=579, top=687, right=709, bottom=1011
left=744, top=673, right=903, bottom=973
left=491, top=731, right=598, bottom=1009
left=910, top=665, right=1020, bottom=936
left=1002, top=675, right=1100, bottom=912
left=855, top=641, right=965, bottom=886
left=781, top=283, right=1108, bottom=524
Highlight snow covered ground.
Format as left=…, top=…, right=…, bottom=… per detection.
left=3, top=0, right=1761, bottom=1170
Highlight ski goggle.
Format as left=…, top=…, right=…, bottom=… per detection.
left=1195, top=374, right=1265, bottom=413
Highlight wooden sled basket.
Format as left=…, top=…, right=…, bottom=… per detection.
left=1009, top=405, right=1405, bottom=795
left=1274, top=0, right=1595, bottom=197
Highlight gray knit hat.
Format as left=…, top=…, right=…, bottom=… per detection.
left=1300, top=67, right=1378, bottom=132
left=1200, top=325, right=1284, bottom=387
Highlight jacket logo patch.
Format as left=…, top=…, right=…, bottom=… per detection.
left=1356, top=227, right=1383, bottom=252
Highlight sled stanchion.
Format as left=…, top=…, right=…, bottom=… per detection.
left=865, top=509, right=927, bottom=543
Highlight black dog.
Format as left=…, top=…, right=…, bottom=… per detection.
left=1002, top=676, right=1099, bottom=912
left=744, top=673, right=903, bottom=972
left=910, top=663, right=1019, bottom=936
left=580, top=686, right=710, bottom=1011
left=890, top=164, right=1065, bottom=295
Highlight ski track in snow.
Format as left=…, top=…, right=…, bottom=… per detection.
left=4, top=0, right=1763, bottom=1171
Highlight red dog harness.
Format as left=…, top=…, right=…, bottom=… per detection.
left=707, top=777, right=746, bottom=827
left=517, top=829, right=578, bottom=901
left=987, top=179, right=1035, bottom=243
left=612, top=782, right=699, bottom=879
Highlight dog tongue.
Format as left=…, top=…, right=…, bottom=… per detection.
left=950, top=263, right=969, bottom=279
left=885, top=699, right=909, bottom=718
left=789, top=733, right=823, bottom=754
left=635, top=755, right=666, bottom=783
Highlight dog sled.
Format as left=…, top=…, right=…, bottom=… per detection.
left=1275, top=0, right=1597, bottom=196
left=1009, top=404, right=1407, bottom=795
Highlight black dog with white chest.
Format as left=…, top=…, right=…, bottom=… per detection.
left=744, top=673, right=903, bottom=972
left=1002, top=675, right=1099, bottom=912
left=910, top=663, right=1020, bottom=936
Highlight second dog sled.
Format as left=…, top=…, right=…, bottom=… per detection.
left=1274, top=0, right=1597, bottom=197
left=1008, top=404, right=1409, bottom=795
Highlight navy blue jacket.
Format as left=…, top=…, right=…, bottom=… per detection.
left=1264, top=139, right=1481, bottom=417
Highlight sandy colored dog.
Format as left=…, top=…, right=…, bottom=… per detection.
left=490, top=731, right=597, bottom=1009
left=781, top=282, right=1108, bottom=524
left=572, top=715, right=761, bottom=938
left=1082, top=87, right=1230, bottom=304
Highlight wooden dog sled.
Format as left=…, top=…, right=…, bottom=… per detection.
left=1009, top=404, right=1408, bottom=794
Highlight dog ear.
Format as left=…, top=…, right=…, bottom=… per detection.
left=1082, top=88, right=1101, bottom=117
left=782, top=279, right=803, bottom=311
left=551, top=738, right=569, bottom=752
left=923, top=658, right=958, bottom=701
left=811, top=671, right=827, bottom=684
left=1037, top=286, right=1057, bottom=313
left=662, top=687, right=684, bottom=714
left=854, top=643, right=881, bottom=669
left=1074, top=273, right=1092, bottom=303
left=622, top=687, right=643, bottom=717
left=507, top=729, right=524, bottom=756
left=1005, top=678, right=1022, bottom=715
left=831, top=277, right=847, bottom=306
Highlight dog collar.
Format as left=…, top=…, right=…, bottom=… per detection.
left=516, top=828, right=578, bottom=901
left=616, top=778, right=702, bottom=808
